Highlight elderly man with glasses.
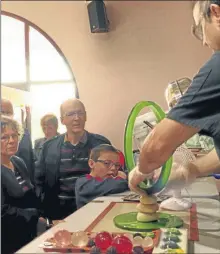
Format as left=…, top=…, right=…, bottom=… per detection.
left=129, top=0, right=220, bottom=194
left=35, top=98, right=111, bottom=220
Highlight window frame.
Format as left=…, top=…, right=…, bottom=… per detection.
left=1, top=11, right=79, bottom=98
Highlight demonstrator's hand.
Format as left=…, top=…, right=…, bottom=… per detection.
left=128, top=166, right=152, bottom=196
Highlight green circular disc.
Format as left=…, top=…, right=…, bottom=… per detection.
left=124, top=101, right=173, bottom=194
left=114, top=212, right=183, bottom=231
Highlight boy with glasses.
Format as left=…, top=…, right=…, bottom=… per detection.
left=75, top=144, right=128, bottom=209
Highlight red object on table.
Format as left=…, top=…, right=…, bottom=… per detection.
left=94, top=231, right=112, bottom=250
left=112, top=235, right=133, bottom=254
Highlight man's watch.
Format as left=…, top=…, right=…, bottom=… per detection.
left=46, top=218, right=54, bottom=229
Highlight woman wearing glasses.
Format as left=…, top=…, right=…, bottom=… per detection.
left=1, top=99, right=35, bottom=183
left=129, top=1, right=220, bottom=194
left=1, top=117, right=46, bottom=254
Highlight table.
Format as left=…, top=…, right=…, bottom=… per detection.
left=17, top=177, right=220, bottom=253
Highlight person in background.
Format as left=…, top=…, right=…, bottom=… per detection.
left=1, top=117, right=46, bottom=254
left=35, top=98, right=111, bottom=220
left=165, top=77, right=214, bottom=152
left=75, top=144, right=128, bottom=209
left=1, top=99, right=35, bottom=183
left=34, top=114, right=59, bottom=162
left=129, top=0, right=220, bottom=194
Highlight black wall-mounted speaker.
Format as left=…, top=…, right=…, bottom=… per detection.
left=87, top=0, right=109, bottom=33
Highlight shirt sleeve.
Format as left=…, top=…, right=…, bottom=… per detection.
left=167, top=52, right=220, bottom=139
left=75, top=177, right=128, bottom=208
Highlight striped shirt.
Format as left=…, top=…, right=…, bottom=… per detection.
left=58, top=133, right=90, bottom=202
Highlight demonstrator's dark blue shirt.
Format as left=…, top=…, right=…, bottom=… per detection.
left=167, top=51, right=220, bottom=158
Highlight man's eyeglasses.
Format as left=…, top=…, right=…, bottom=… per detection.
left=1, top=134, right=19, bottom=142
left=63, top=111, right=86, bottom=118
left=96, top=160, right=121, bottom=170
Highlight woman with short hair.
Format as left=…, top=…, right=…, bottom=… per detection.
left=1, top=116, right=45, bottom=254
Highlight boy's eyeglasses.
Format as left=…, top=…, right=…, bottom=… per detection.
left=96, top=160, right=121, bottom=170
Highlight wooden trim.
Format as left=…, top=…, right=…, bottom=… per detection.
left=189, top=203, right=199, bottom=241
left=2, top=83, right=28, bottom=91
left=1, top=80, right=73, bottom=87
left=1, top=11, right=79, bottom=98
left=1, top=82, right=27, bottom=87
left=85, top=202, right=116, bottom=232
left=31, top=80, right=74, bottom=85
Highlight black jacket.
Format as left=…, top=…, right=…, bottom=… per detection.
left=35, top=132, right=111, bottom=219
left=33, top=137, right=46, bottom=162
left=17, top=129, right=35, bottom=183
left=1, top=156, right=39, bottom=254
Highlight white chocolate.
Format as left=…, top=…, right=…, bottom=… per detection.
left=136, top=203, right=159, bottom=213
left=140, top=195, right=157, bottom=205
left=137, top=212, right=159, bottom=222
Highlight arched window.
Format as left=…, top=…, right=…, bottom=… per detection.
left=1, top=11, right=78, bottom=141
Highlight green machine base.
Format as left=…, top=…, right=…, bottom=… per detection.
left=114, top=212, right=183, bottom=231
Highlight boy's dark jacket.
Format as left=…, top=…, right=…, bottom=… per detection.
left=75, top=174, right=128, bottom=209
